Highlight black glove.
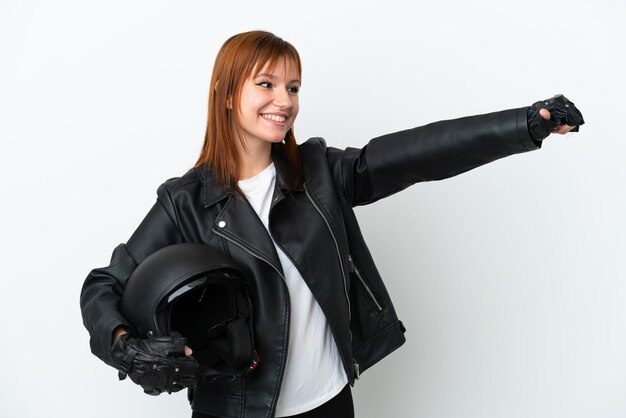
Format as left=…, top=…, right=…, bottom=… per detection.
left=527, top=94, right=585, bottom=141
left=111, top=332, right=200, bottom=396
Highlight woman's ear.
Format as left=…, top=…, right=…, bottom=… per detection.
left=214, top=79, right=232, bottom=109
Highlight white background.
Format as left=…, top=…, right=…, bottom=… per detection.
left=1, top=1, right=625, bottom=417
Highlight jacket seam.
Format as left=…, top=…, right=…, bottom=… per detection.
left=159, top=186, right=183, bottom=234
left=168, top=176, right=202, bottom=192
left=300, top=137, right=326, bottom=157
left=354, top=320, right=402, bottom=354
left=121, top=242, right=139, bottom=267
left=240, top=376, right=246, bottom=418
left=269, top=285, right=290, bottom=418
left=303, top=138, right=352, bottom=203
left=515, top=106, right=536, bottom=152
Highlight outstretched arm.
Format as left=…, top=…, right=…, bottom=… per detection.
left=326, top=95, right=584, bottom=207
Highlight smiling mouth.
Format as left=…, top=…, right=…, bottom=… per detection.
left=260, top=113, right=287, bottom=123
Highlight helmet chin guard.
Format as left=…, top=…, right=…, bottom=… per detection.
left=121, top=243, right=259, bottom=379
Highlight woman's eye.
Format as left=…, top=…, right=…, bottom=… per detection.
left=257, top=81, right=272, bottom=88
left=288, top=86, right=300, bottom=94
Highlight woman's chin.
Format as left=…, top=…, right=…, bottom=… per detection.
left=268, top=135, right=288, bottom=144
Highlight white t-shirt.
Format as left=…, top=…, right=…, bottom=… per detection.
left=238, top=162, right=347, bottom=416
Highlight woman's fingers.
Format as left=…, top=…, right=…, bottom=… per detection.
left=554, top=124, right=576, bottom=134
left=540, top=108, right=575, bottom=134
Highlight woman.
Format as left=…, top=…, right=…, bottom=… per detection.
left=80, top=31, right=584, bottom=418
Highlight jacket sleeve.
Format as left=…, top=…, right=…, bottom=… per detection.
left=325, top=107, right=539, bottom=206
left=79, top=183, right=183, bottom=367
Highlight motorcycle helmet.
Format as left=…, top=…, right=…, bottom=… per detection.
left=121, top=243, right=259, bottom=379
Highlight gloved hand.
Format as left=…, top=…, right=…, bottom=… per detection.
left=111, top=332, right=199, bottom=396
left=527, top=94, right=585, bottom=141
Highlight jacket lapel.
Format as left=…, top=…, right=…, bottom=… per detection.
left=197, top=157, right=286, bottom=277
left=213, top=194, right=284, bottom=276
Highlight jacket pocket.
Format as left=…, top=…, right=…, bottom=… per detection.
left=348, top=253, right=388, bottom=361
left=349, top=254, right=383, bottom=312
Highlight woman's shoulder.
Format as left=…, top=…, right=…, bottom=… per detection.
left=298, top=137, right=328, bottom=156
left=157, top=167, right=205, bottom=197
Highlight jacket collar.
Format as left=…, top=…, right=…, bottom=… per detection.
left=198, top=144, right=302, bottom=208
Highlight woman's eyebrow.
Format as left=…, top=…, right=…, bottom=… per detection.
left=255, top=73, right=301, bottom=84
left=255, top=73, right=276, bottom=79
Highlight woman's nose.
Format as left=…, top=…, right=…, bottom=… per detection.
left=273, top=87, right=292, bottom=108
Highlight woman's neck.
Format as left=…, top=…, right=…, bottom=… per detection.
left=237, top=140, right=273, bottom=181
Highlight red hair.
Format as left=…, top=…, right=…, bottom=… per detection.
left=194, top=31, right=303, bottom=193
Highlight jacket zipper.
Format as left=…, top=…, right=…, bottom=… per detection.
left=304, top=184, right=359, bottom=382
left=303, top=184, right=351, bottom=321
left=211, top=226, right=291, bottom=409
left=348, top=255, right=383, bottom=311
left=266, top=223, right=355, bottom=387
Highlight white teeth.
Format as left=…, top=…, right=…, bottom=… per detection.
left=261, top=114, right=286, bottom=122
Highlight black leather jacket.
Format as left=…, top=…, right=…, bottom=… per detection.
left=80, top=107, right=538, bottom=417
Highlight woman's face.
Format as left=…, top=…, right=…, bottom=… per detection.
left=234, top=58, right=300, bottom=150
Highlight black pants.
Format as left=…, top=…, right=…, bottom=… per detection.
left=192, top=384, right=354, bottom=418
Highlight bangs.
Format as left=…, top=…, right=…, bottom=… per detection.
left=247, top=37, right=302, bottom=80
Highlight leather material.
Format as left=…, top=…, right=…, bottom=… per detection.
left=111, top=333, right=200, bottom=395
left=527, top=94, right=585, bottom=141
left=81, top=106, right=538, bottom=417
